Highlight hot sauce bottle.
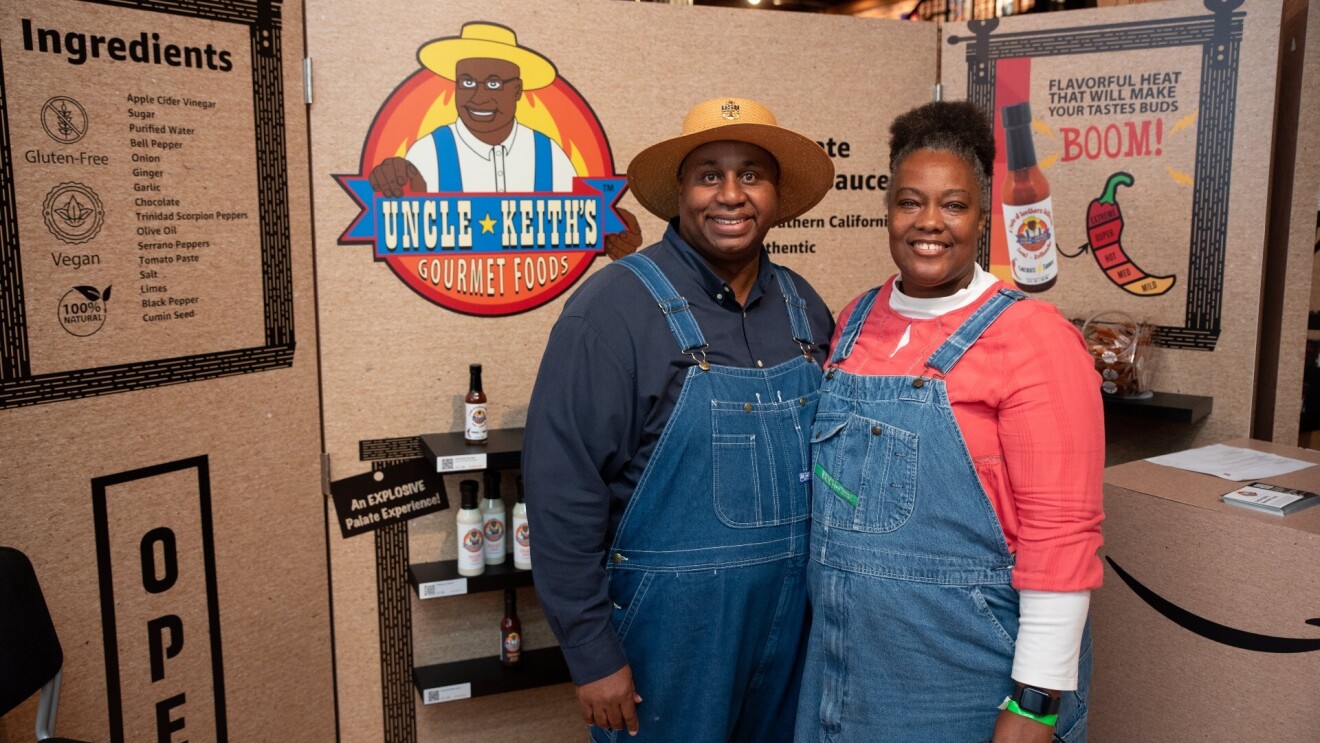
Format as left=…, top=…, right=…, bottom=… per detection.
left=1001, top=102, right=1057, bottom=292
left=456, top=480, right=485, bottom=577
left=465, top=363, right=488, bottom=445
left=512, top=475, right=531, bottom=571
left=501, top=588, right=522, bottom=666
left=481, top=470, right=506, bottom=566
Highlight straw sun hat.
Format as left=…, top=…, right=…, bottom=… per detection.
left=418, top=22, right=558, bottom=91
left=627, top=97, right=835, bottom=223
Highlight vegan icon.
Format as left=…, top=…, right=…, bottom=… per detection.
left=43, top=182, right=104, bottom=244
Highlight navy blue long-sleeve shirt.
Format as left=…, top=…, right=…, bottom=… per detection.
left=523, top=223, right=833, bottom=685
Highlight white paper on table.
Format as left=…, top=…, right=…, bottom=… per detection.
left=1145, top=444, right=1315, bottom=481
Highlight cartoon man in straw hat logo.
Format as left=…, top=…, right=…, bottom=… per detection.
left=337, top=22, right=641, bottom=316
left=369, top=23, right=576, bottom=197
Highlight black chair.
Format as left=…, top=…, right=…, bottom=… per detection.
left=0, top=546, right=91, bottom=742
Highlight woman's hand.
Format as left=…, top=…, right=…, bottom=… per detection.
left=990, top=709, right=1056, bottom=743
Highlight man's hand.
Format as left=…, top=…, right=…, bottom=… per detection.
left=990, top=708, right=1056, bottom=743
left=368, top=157, right=426, bottom=197
left=575, top=665, right=642, bottom=736
left=603, top=207, right=643, bottom=261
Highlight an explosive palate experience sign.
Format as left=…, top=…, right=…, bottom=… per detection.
left=335, top=21, right=630, bottom=316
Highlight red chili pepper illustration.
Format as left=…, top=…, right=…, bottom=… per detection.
left=1061, top=172, right=1176, bottom=296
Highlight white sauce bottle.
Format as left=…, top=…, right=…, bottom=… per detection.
left=512, top=475, right=531, bottom=571
left=456, top=479, right=485, bottom=576
left=482, top=470, right=506, bottom=566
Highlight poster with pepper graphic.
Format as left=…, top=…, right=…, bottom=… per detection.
left=944, top=0, right=1284, bottom=357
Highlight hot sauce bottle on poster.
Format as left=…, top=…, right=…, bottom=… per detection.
left=465, top=363, right=488, bottom=445
left=1001, top=102, right=1057, bottom=292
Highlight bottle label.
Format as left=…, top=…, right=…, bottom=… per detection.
left=465, top=403, right=488, bottom=441
left=502, top=630, right=521, bottom=662
left=512, top=515, right=531, bottom=566
left=1004, top=196, right=1057, bottom=286
left=458, top=525, right=484, bottom=570
left=483, top=515, right=506, bottom=560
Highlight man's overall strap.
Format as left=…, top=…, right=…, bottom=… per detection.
left=615, top=254, right=708, bottom=355
left=773, top=267, right=815, bottom=349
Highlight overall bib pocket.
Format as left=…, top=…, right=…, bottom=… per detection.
left=810, top=412, right=919, bottom=533
left=710, top=392, right=817, bottom=528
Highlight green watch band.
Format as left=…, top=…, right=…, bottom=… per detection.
left=999, top=696, right=1059, bottom=727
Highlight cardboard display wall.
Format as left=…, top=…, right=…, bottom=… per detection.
left=0, top=1, right=334, bottom=742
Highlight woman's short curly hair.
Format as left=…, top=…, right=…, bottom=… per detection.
left=888, top=100, right=996, bottom=207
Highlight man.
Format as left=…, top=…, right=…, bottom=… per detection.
left=369, top=22, right=577, bottom=196
left=524, top=98, right=835, bottom=741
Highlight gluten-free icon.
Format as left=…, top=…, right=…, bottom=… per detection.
left=43, top=182, right=104, bottom=244
left=41, top=96, right=87, bottom=144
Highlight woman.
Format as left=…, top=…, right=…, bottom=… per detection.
left=795, top=101, right=1104, bottom=743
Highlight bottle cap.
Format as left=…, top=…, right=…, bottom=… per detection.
left=470, top=363, right=482, bottom=373
left=515, top=475, right=525, bottom=503
left=1001, top=101, right=1038, bottom=171
left=1001, top=101, right=1033, bottom=129
left=460, top=479, right=479, bottom=509
left=484, top=469, right=502, bottom=497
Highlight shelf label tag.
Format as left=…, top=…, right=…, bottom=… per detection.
left=419, top=578, right=468, bottom=599
left=423, top=682, right=472, bottom=704
left=436, top=453, right=487, bottom=473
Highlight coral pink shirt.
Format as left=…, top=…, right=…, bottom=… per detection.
left=832, top=276, right=1105, bottom=592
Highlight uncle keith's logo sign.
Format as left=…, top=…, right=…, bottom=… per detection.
left=337, top=22, right=629, bottom=315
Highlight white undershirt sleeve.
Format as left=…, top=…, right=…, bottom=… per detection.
left=1011, top=589, right=1090, bottom=691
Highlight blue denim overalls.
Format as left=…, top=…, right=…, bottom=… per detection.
left=795, top=287, right=1090, bottom=743
left=594, top=254, right=822, bottom=743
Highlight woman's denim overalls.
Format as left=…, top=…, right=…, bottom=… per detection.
left=594, top=254, right=823, bottom=742
left=795, top=287, right=1091, bottom=743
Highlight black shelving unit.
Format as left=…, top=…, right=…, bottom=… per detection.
left=420, top=427, right=524, bottom=473
left=414, top=426, right=567, bottom=700
left=408, top=558, right=533, bottom=599
left=414, top=647, right=571, bottom=703
left=1101, top=391, right=1213, bottom=424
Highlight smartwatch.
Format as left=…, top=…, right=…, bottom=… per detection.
left=1010, top=685, right=1061, bottom=717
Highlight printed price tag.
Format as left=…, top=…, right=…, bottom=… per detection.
left=423, top=683, right=472, bottom=705
left=435, top=453, right=487, bottom=473
left=418, top=578, right=468, bottom=599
